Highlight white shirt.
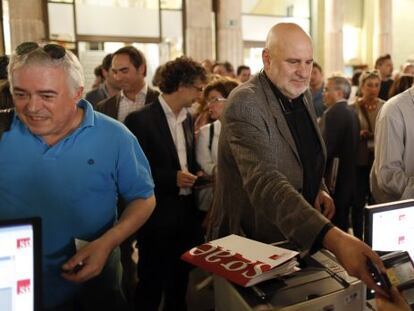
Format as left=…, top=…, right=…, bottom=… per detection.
left=371, top=87, right=414, bottom=203
left=159, top=95, right=191, bottom=195
left=117, top=83, right=148, bottom=122
left=196, top=120, right=221, bottom=175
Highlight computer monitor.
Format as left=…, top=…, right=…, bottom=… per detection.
left=0, top=218, right=41, bottom=311
left=364, top=199, right=414, bottom=260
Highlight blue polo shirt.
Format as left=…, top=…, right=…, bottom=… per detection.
left=0, top=100, right=154, bottom=308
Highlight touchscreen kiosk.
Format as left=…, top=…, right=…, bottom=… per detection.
left=364, top=199, right=414, bottom=259
left=0, top=218, right=41, bottom=311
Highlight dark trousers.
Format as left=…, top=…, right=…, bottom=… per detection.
left=352, top=165, right=373, bottom=239
left=135, top=195, right=202, bottom=311
left=331, top=199, right=351, bottom=233
left=44, top=248, right=129, bottom=311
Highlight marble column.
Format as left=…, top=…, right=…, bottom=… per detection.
left=324, top=0, right=344, bottom=76
left=8, top=0, right=46, bottom=50
left=185, top=0, right=214, bottom=62
left=215, top=0, right=243, bottom=68
left=375, top=0, right=392, bottom=58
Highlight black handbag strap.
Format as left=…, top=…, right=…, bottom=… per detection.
left=208, top=122, right=215, bottom=151
left=0, top=108, right=14, bottom=140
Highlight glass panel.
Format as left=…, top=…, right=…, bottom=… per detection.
left=48, top=0, right=74, bottom=3
left=242, top=0, right=309, bottom=18
left=242, top=15, right=310, bottom=42
left=76, top=0, right=157, bottom=9
left=243, top=47, right=263, bottom=76
left=2, top=0, right=11, bottom=55
left=161, top=9, right=183, bottom=60
left=160, top=0, right=181, bottom=10
left=75, top=0, right=160, bottom=37
left=48, top=3, right=76, bottom=42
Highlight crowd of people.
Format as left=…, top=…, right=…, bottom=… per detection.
left=1, top=22, right=414, bottom=311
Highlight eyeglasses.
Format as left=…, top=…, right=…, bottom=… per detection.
left=192, top=85, right=204, bottom=92
left=16, top=42, right=66, bottom=59
left=207, top=97, right=227, bottom=105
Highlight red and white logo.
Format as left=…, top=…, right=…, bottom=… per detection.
left=16, top=237, right=31, bottom=249
left=17, top=279, right=31, bottom=295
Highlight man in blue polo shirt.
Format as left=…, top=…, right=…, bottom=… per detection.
left=0, top=42, right=155, bottom=310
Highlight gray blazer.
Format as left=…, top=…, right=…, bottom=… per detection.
left=209, top=71, right=330, bottom=253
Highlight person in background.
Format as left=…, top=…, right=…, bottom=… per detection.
left=193, top=74, right=221, bottom=134
left=0, top=41, right=155, bottom=310
left=351, top=70, right=384, bottom=238
left=237, top=65, right=251, bottom=83
left=85, top=53, right=121, bottom=107
left=375, top=54, right=394, bottom=101
left=388, top=74, right=414, bottom=99
left=96, top=46, right=159, bottom=122
left=310, top=62, right=325, bottom=118
left=371, top=83, right=414, bottom=203
left=320, top=76, right=359, bottom=232
left=91, top=64, right=104, bottom=89
left=201, top=59, right=213, bottom=74
left=208, top=22, right=387, bottom=296
left=212, top=62, right=227, bottom=76
left=196, top=77, right=239, bottom=216
left=212, top=61, right=235, bottom=78
left=348, top=69, right=363, bottom=104
left=401, top=62, right=414, bottom=75
left=223, top=61, right=236, bottom=78
left=151, top=64, right=164, bottom=90
left=0, top=55, right=13, bottom=109
left=125, top=56, right=207, bottom=311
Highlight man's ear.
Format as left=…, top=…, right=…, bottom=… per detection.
left=73, top=87, right=84, bottom=102
left=262, top=48, right=270, bottom=68
left=138, top=64, right=146, bottom=76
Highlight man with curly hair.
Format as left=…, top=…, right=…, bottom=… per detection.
left=125, top=56, right=207, bottom=311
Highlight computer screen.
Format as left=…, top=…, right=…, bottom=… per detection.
left=0, top=218, right=41, bottom=311
left=364, top=199, right=414, bottom=260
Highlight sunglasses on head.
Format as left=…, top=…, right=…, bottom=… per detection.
left=15, top=42, right=66, bottom=59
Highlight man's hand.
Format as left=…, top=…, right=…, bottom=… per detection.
left=314, top=190, right=335, bottom=219
left=376, top=287, right=410, bottom=311
left=323, top=227, right=389, bottom=297
left=177, top=171, right=197, bottom=188
left=61, top=237, right=112, bottom=283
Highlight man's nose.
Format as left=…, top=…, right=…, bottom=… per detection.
left=296, top=63, right=309, bottom=77
left=26, top=95, right=41, bottom=112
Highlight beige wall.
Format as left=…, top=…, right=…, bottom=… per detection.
left=392, top=0, right=414, bottom=70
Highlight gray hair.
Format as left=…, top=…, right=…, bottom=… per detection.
left=327, top=75, right=352, bottom=99
left=8, top=46, right=84, bottom=95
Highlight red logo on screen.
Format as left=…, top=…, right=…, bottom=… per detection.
left=17, top=279, right=31, bottom=295
left=17, top=237, right=31, bottom=249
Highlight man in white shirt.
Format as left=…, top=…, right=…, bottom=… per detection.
left=125, top=56, right=207, bottom=311
left=371, top=86, right=414, bottom=203
left=96, top=46, right=159, bottom=122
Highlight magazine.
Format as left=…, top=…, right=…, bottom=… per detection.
left=181, top=234, right=299, bottom=287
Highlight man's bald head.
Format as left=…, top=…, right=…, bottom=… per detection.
left=265, top=23, right=312, bottom=52
left=262, top=23, right=314, bottom=99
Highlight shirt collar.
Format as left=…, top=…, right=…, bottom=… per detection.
left=78, top=98, right=95, bottom=128
left=159, top=94, right=188, bottom=123
left=120, top=83, right=148, bottom=102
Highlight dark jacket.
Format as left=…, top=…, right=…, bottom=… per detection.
left=96, top=87, right=159, bottom=120
left=321, top=100, right=359, bottom=207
